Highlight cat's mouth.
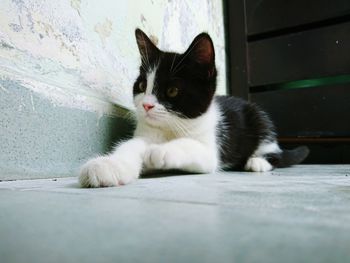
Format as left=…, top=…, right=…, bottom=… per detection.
left=143, top=111, right=165, bottom=126
left=144, top=112, right=159, bottom=121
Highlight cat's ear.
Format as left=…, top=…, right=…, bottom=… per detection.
left=135, top=28, right=159, bottom=63
left=185, top=33, right=215, bottom=67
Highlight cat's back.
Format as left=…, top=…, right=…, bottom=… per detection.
left=215, top=95, right=248, bottom=115
left=214, top=95, right=276, bottom=169
left=215, top=95, right=273, bottom=129
left=215, top=95, right=254, bottom=126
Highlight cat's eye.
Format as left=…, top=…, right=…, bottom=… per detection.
left=166, top=86, right=179, bottom=98
left=138, top=81, right=146, bottom=92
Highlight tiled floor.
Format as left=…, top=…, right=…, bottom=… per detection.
left=1, top=165, right=350, bottom=263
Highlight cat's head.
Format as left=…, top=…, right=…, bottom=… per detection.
left=133, top=29, right=217, bottom=127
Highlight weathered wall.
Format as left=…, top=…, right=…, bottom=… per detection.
left=0, top=0, right=226, bottom=179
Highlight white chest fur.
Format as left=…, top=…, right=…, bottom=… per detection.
left=79, top=101, right=222, bottom=187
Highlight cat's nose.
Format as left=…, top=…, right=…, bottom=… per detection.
left=143, top=103, right=155, bottom=112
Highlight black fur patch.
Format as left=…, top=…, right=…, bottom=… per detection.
left=215, top=96, right=277, bottom=170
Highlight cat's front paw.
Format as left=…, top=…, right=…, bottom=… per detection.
left=79, top=157, right=137, bottom=187
left=144, top=144, right=183, bottom=170
left=245, top=157, right=272, bottom=172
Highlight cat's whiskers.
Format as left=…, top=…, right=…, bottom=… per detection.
left=144, top=109, right=168, bottom=122
left=151, top=112, right=167, bottom=119
left=168, top=109, right=190, bottom=120
left=173, top=122, right=188, bottom=137
left=168, top=116, right=191, bottom=137
left=176, top=120, right=192, bottom=137
left=123, top=110, right=136, bottom=122
left=165, top=117, right=185, bottom=138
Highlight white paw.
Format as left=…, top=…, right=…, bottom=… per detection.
left=245, top=157, right=272, bottom=172
left=79, top=157, right=137, bottom=187
left=143, top=145, right=183, bottom=170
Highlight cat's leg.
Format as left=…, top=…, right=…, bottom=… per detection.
left=144, top=138, right=218, bottom=173
left=244, top=141, right=281, bottom=172
left=79, top=138, right=147, bottom=187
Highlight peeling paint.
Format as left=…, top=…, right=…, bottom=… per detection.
left=34, top=20, right=80, bottom=61
left=8, top=23, right=23, bottom=32
left=0, top=40, right=14, bottom=49
left=70, top=0, right=81, bottom=15
left=94, top=19, right=113, bottom=46
left=0, top=0, right=226, bottom=116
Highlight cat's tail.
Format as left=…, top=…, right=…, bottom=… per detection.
left=275, top=146, right=310, bottom=168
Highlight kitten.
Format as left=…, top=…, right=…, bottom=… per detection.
left=79, top=29, right=309, bottom=187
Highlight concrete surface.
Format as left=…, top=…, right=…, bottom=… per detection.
left=1, top=165, right=350, bottom=263
left=0, top=78, right=132, bottom=180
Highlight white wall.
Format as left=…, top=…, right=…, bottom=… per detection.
left=0, top=0, right=226, bottom=116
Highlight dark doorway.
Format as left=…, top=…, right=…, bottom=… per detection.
left=225, top=0, right=350, bottom=163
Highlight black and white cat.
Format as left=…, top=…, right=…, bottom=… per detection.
left=79, top=29, right=309, bottom=187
